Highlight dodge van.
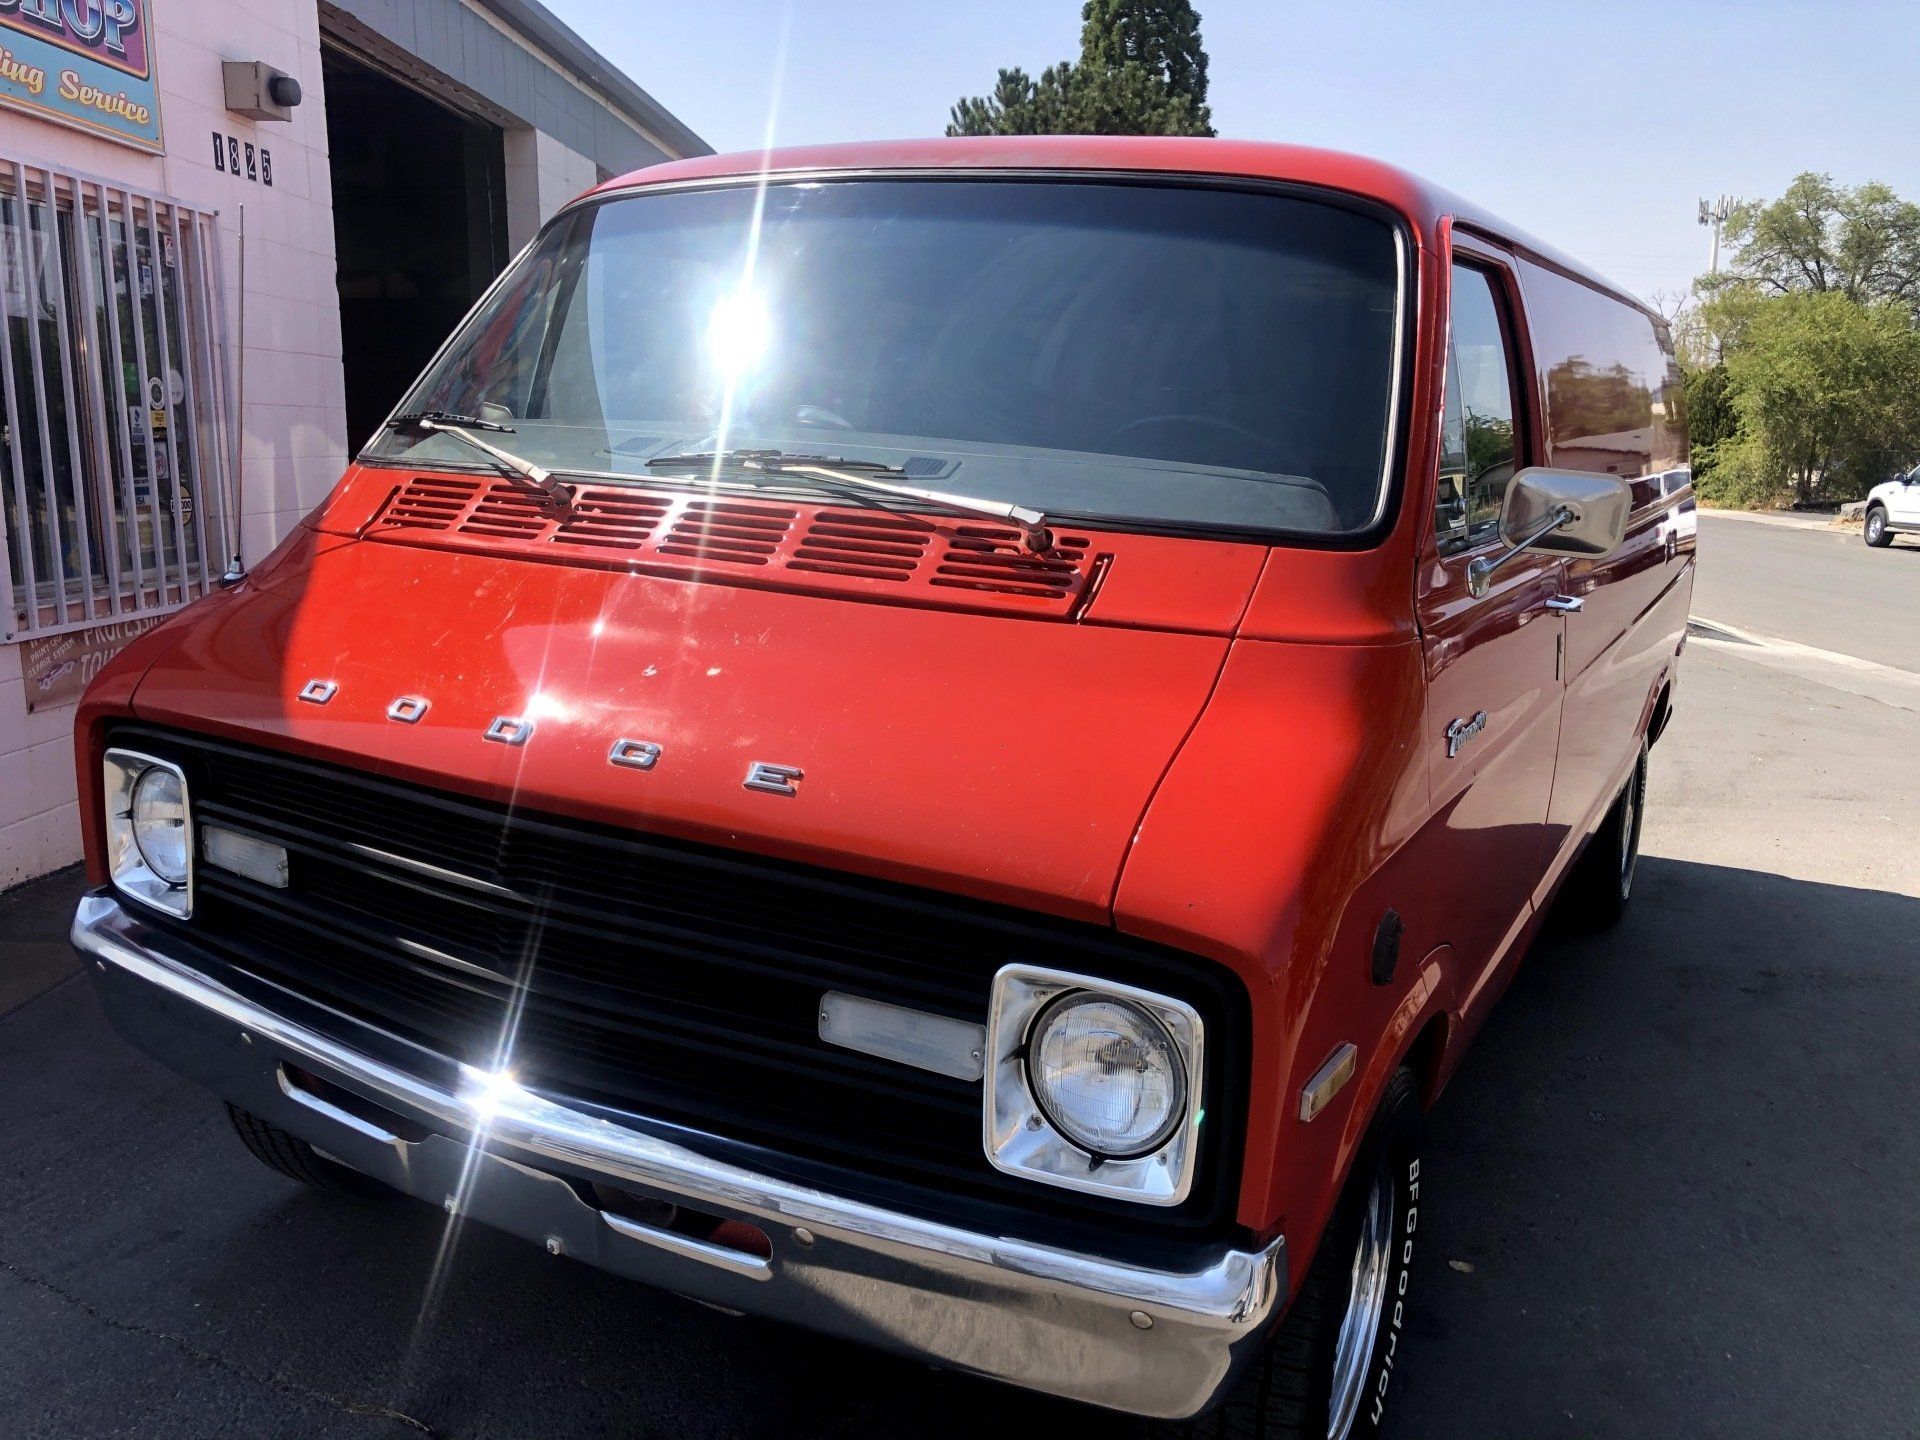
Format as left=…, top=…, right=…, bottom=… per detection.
left=71, top=138, right=1695, bottom=1439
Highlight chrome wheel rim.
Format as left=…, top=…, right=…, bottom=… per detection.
left=1618, top=766, right=1640, bottom=898
left=1867, top=514, right=1884, bottom=542
left=1328, top=1167, right=1394, bottom=1440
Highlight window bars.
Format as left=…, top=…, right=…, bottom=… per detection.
left=0, top=153, right=237, bottom=642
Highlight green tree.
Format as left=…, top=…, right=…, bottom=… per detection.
left=946, top=1, right=1215, bottom=137
left=1703, top=291, right=1920, bottom=506
left=1680, top=362, right=1737, bottom=487
left=1707, top=173, right=1920, bottom=310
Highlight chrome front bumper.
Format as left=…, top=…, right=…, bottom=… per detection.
left=73, top=892, right=1284, bottom=1419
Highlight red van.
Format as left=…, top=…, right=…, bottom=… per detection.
left=71, top=138, right=1694, bottom=1439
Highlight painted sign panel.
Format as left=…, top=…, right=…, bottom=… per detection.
left=0, top=0, right=164, bottom=153
left=21, top=614, right=165, bottom=712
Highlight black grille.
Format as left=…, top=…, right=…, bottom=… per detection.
left=119, top=725, right=1248, bottom=1255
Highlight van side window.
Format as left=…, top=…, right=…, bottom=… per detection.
left=1514, top=256, right=1687, bottom=482
left=1439, top=265, right=1520, bottom=541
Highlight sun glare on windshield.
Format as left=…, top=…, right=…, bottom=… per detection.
left=706, top=286, right=775, bottom=383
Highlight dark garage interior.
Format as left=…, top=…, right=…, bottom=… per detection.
left=323, top=46, right=509, bottom=450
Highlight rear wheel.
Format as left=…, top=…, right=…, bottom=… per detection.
left=1170, top=1069, right=1424, bottom=1440
left=1864, top=506, right=1892, bottom=547
left=1560, top=739, right=1646, bottom=930
left=225, top=1103, right=388, bottom=1196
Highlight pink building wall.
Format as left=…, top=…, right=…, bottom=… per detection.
left=0, top=0, right=348, bottom=889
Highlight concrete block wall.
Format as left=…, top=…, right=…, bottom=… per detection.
left=504, top=125, right=601, bottom=252
left=0, top=642, right=81, bottom=889
left=0, top=0, right=346, bottom=889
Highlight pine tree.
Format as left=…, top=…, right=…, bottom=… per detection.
left=946, top=1, right=1215, bottom=138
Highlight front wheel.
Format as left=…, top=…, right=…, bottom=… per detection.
left=226, top=1104, right=389, bottom=1196
left=1172, top=1069, right=1425, bottom=1440
left=1863, top=506, right=1892, bottom=547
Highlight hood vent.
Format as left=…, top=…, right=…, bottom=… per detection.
left=936, top=529, right=1088, bottom=598
left=552, top=492, right=674, bottom=550
left=368, top=475, right=1099, bottom=619
left=380, top=476, right=472, bottom=530
left=792, top=511, right=936, bottom=582
left=660, top=500, right=797, bottom=564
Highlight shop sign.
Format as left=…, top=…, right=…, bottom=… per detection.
left=0, top=0, right=164, bottom=154
left=21, top=614, right=164, bottom=712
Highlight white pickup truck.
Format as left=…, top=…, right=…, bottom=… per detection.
left=1864, top=466, right=1920, bottom=547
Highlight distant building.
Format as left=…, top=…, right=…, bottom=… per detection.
left=0, top=0, right=707, bottom=888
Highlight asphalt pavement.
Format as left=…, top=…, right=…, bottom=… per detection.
left=1691, top=510, right=1918, bottom=672
left=2, top=514, right=1916, bottom=1439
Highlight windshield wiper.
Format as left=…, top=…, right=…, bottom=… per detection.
left=390, top=411, right=573, bottom=508
left=646, top=449, right=1053, bottom=553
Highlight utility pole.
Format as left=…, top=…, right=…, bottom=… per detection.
left=1698, top=195, right=1734, bottom=274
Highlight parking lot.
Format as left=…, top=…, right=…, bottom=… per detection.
left=3, top=512, right=1916, bottom=1439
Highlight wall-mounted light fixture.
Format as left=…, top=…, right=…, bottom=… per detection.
left=222, top=61, right=302, bottom=122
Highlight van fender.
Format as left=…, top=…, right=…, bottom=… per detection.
left=1278, top=944, right=1457, bottom=1293
left=1333, top=944, right=1454, bottom=1184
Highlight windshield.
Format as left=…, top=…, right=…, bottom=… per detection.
left=368, top=179, right=1405, bottom=537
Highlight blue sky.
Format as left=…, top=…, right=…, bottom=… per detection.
left=549, top=1, right=1920, bottom=305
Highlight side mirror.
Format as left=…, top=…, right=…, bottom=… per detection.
left=1468, top=468, right=1631, bottom=597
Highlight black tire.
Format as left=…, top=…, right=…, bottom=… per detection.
left=1863, top=506, right=1892, bottom=547
left=1169, top=1069, right=1425, bottom=1440
left=1560, top=739, right=1646, bottom=931
left=225, top=1103, right=388, bottom=1196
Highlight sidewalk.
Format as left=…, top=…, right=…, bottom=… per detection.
left=0, top=865, right=81, bottom=1018
left=1697, top=504, right=1846, bottom=531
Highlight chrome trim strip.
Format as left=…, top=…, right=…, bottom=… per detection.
left=599, top=1208, right=773, bottom=1281
left=340, top=841, right=525, bottom=903
left=392, top=934, right=518, bottom=985
left=278, top=1064, right=405, bottom=1148
left=74, top=892, right=1283, bottom=1420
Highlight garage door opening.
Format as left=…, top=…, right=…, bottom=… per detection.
left=323, top=47, right=508, bottom=451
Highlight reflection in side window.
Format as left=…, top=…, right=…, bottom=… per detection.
left=1446, top=266, right=1518, bottom=536
left=1516, top=257, right=1686, bottom=482
left=1436, top=331, right=1468, bottom=538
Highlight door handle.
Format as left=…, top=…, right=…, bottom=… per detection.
left=1543, top=595, right=1583, bottom=614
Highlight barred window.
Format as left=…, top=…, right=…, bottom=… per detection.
left=1, top=154, right=235, bottom=641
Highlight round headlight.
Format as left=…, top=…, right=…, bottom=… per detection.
left=130, top=765, right=189, bottom=886
left=1026, top=992, right=1187, bottom=1159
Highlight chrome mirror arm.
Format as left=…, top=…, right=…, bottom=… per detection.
left=1467, top=504, right=1575, bottom=598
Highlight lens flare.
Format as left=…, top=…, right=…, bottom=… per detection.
left=706, top=287, right=772, bottom=380
left=468, top=1065, right=524, bottom=1121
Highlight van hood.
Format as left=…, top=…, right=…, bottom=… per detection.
left=127, top=525, right=1263, bottom=922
